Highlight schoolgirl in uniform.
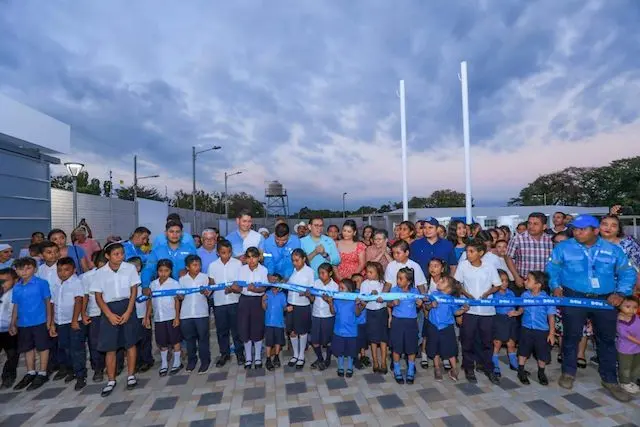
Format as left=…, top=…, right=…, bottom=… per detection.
left=327, top=279, right=363, bottom=377
left=360, top=261, right=389, bottom=374
left=286, top=248, right=314, bottom=369
left=307, top=263, right=339, bottom=371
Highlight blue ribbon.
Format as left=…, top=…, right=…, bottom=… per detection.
left=136, top=281, right=613, bottom=310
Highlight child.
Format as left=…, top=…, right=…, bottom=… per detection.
left=286, top=249, right=314, bottom=369
left=350, top=272, right=368, bottom=369
left=128, top=256, right=154, bottom=373
left=37, top=240, right=61, bottom=375
left=616, top=296, right=640, bottom=394
left=491, top=269, right=520, bottom=376
left=233, top=246, right=268, bottom=369
left=308, top=262, right=339, bottom=371
left=90, top=242, right=140, bottom=397
left=147, top=259, right=183, bottom=376
left=0, top=268, right=19, bottom=389
left=10, top=257, right=52, bottom=391
left=420, top=258, right=449, bottom=368
left=360, top=262, right=389, bottom=373
left=50, top=257, right=86, bottom=390
left=514, top=271, right=555, bottom=386
left=388, top=267, right=423, bottom=384
left=454, top=239, right=501, bottom=384
left=28, top=243, right=43, bottom=266
left=207, top=239, right=244, bottom=367
left=178, top=255, right=211, bottom=374
left=424, top=276, right=468, bottom=381
left=384, top=240, right=428, bottom=290
left=262, top=281, right=287, bottom=371
left=326, top=279, right=363, bottom=377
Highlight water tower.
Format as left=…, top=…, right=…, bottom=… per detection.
left=264, top=180, right=289, bottom=227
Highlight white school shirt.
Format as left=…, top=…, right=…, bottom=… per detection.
left=312, top=279, right=339, bottom=318
left=90, top=262, right=140, bottom=304
left=179, top=273, right=210, bottom=319
left=136, top=286, right=147, bottom=319
left=454, top=259, right=501, bottom=316
left=0, top=288, right=13, bottom=333
left=150, top=278, right=180, bottom=322
left=239, top=264, right=269, bottom=297
left=37, top=262, right=59, bottom=295
left=53, top=275, right=84, bottom=325
left=208, top=258, right=242, bottom=306
left=360, top=280, right=386, bottom=310
left=459, top=251, right=514, bottom=281
left=81, top=268, right=101, bottom=318
left=287, top=265, right=314, bottom=306
left=384, top=259, right=428, bottom=288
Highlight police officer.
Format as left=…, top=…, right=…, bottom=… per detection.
left=546, top=215, right=636, bottom=402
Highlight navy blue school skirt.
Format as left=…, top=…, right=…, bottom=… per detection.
left=493, top=314, right=519, bottom=342
left=237, top=295, right=265, bottom=343
left=265, top=326, right=286, bottom=347
left=366, top=308, right=389, bottom=344
left=390, top=317, right=418, bottom=355
left=155, top=320, right=183, bottom=348
left=331, top=334, right=357, bottom=358
left=97, top=299, right=139, bottom=352
left=426, top=322, right=458, bottom=359
left=285, top=305, right=311, bottom=335
left=311, top=316, right=334, bottom=347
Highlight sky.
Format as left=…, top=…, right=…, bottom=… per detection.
left=1, top=0, right=639, bottom=211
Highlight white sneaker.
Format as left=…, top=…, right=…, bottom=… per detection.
left=620, top=382, right=640, bottom=394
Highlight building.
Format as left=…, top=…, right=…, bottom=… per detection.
left=0, top=94, right=70, bottom=251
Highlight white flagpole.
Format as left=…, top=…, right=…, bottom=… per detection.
left=400, top=80, right=409, bottom=221
left=460, top=62, right=473, bottom=224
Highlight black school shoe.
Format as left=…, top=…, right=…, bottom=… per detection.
left=26, top=374, right=48, bottom=391
left=538, top=371, right=549, bottom=386
left=74, top=377, right=87, bottom=391
left=0, top=377, right=15, bottom=390
left=216, top=354, right=230, bottom=368
left=13, top=374, right=35, bottom=390
left=265, top=358, right=274, bottom=371
left=64, top=372, right=76, bottom=384
left=273, top=355, right=281, bottom=368
left=53, top=368, right=68, bottom=381
left=93, top=371, right=104, bottom=383
left=486, top=372, right=500, bottom=385
left=465, top=369, right=477, bottom=384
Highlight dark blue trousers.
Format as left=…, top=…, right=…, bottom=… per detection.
left=181, top=317, right=211, bottom=366
left=561, top=290, right=618, bottom=383
left=57, top=323, right=87, bottom=378
left=460, top=314, right=494, bottom=372
left=136, top=318, right=154, bottom=366
left=213, top=304, right=242, bottom=356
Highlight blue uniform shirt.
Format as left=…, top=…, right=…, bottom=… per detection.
left=356, top=306, right=367, bottom=325
left=141, top=241, right=197, bottom=288
left=197, top=247, right=219, bottom=272
left=300, top=235, right=340, bottom=279
left=123, top=240, right=148, bottom=263
left=333, top=299, right=358, bottom=337
left=263, top=235, right=301, bottom=280
left=409, top=238, right=458, bottom=277
left=428, top=290, right=460, bottom=330
left=546, top=237, right=636, bottom=295
left=225, top=230, right=265, bottom=258
left=153, top=233, right=195, bottom=250
left=454, top=246, right=466, bottom=261
left=390, top=286, right=420, bottom=319
left=494, top=288, right=516, bottom=315
left=264, top=291, right=287, bottom=328
left=521, top=290, right=555, bottom=331
left=12, top=276, right=51, bottom=327
left=66, top=244, right=86, bottom=274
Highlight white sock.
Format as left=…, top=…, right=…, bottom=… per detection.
left=27, top=370, right=36, bottom=375
left=161, top=350, right=168, bottom=369
left=172, top=351, right=182, bottom=368
left=244, top=342, right=253, bottom=362
left=421, top=351, right=427, bottom=359
left=37, top=371, right=47, bottom=376
left=291, top=336, right=300, bottom=359
left=298, top=334, right=308, bottom=360
left=254, top=341, right=262, bottom=362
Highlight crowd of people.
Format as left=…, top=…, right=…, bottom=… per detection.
left=0, top=207, right=639, bottom=403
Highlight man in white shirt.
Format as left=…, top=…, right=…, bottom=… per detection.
left=225, top=209, right=265, bottom=260
left=206, top=240, right=244, bottom=367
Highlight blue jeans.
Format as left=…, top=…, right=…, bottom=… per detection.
left=57, top=323, right=87, bottom=378
left=560, top=291, right=618, bottom=383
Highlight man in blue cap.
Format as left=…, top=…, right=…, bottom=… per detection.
left=546, top=214, right=636, bottom=402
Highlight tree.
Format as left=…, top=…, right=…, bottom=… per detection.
left=227, top=192, right=265, bottom=218
left=116, top=185, right=163, bottom=201
left=424, top=189, right=467, bottom=208
left=352, top=206, right=378, bottom=215
left=171, top=190, right=223, bottom=213
left=508, top=167, right=593, bottom=206
left=51, top=170, right=102, bottom=196
left=103, top=180, right=112, bottom=197
left=408, top=197, right=429, bottom=209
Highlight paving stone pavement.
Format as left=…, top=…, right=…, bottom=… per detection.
left=1, top=340, right=639, bottom=426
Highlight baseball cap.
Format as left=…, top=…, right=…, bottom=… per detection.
left=570, top=215, right=600, bottom=229
left=421, top=217, right=439, bottom=227
left=0, top=244, right=12, bottom=252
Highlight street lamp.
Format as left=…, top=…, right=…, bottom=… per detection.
left=133, top=155, right=160, bottom=226
left=224, top=171, right=243, bottom=218
left=64, top=162, right=84, bottom=228
left=192, top=145, right=222, bottom=233
left=342, top=192, right=348, bottom=218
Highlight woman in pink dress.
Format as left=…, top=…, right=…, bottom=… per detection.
left=335, top=220, right=366, bottom=283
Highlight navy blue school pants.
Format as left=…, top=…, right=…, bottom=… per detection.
left=213, top=303, right=242, bottom=357
left=136, top=318, right=154, bottom=366
left=181, top=317, right=211, bottom=366
left=0, top=332, right=18, bottom=381
left=460, top=314, right=494, bottom=372
left=57, top=323, right=87, bottom=378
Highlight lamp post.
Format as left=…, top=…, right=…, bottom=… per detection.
left=224, top=171, right=242, bottom=218
left=192, top=145, right=222, bottom=233
left=342, top=192, right=348, bottom=218
left=399, top=80, right=409, bottom=221
left=459, top=62, right=473, bottom=225
left=133, top=155, right=160, bottom=227
left=64, top=162, right=84, bottom=228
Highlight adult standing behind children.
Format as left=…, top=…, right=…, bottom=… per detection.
left=506, top=212, right=553, bottom=292
left=153, top=213, right=196, bottom=248
left=410, top=217, right=458, bottom=279
left=197, top=228, right=220, bottom=270
left=0, top=244, right=15, bottom=269
left=547, top=215, right=636, bottom=402
left=263, top=222, right=301, bottom=282
left=301, top=217, right=340, bottom=279
left=226, top=209, right=264, bottom=260
left=123, top=227, right=151, bottom=262
left=48, top=229, right=90, bottom=275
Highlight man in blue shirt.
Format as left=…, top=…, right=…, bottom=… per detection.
left=263, top=223, right=301, bottom=282
left=141, top=221, right=197, bottom=289
left=225, top=209, right=264, bottom=260
left=152, top=214, right=196, bottom=249
left=546, top=215, right=636, bottom=402
left=409, top=217, right=458, bottom=279
left=123, top=227, right=151, bottom=263
left=197, top=228, right=220, bottom=273
left=300, top=217, right=340, bottom=279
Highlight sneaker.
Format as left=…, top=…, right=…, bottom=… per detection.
left=538, top=371, right=549, bottom=386
left=465, top=369, right=477, bottom=384
left=26, top=374, right=48, bottom=391
left=186, top=362, right=197, bottom=373
left=448, top=368, right=459, bottom=382
left=74, top=377, right=87, bottom=391
left=558, top=373, right=575, bottom=390
left=318, top=361, right=327, bottom=371
left=602, top=382, right=632, bottom=402
left=265, top=358, right=274, bottom=371
left=198, top=363, right=210, bottom=375
left=434, top=367, right=443, bottom=381
left=621, top=382, right=640, bottom=394
left=273, top=355, right=281, bottom=368
left=13, top=374, right=35, bottom=391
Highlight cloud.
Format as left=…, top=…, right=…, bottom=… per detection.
left=1, top=0, right=639, bottom=210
